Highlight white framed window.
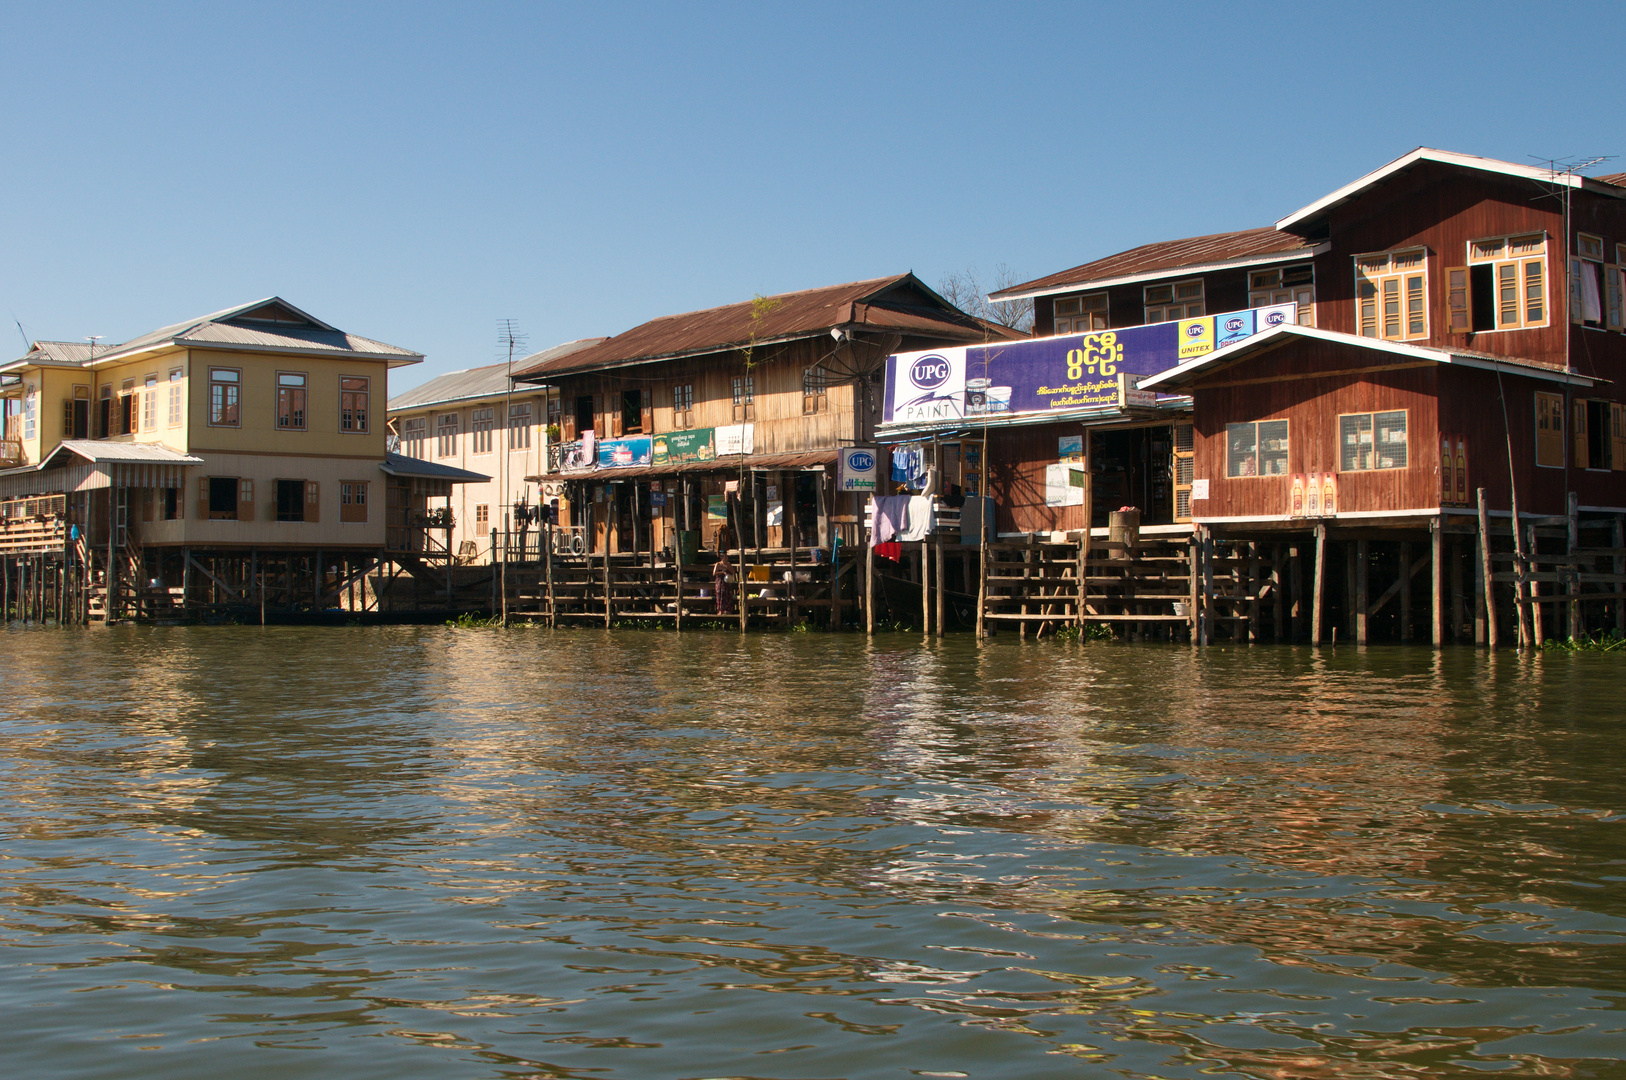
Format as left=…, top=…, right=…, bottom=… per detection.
left=1571, top=232, right=1606, bottom=327
left=1451, top=234, right=1547, bottom=333
left=1609, top=244, right=1626, bottom=332
left=728, top=376, right=751, bottom=421
left=1053, top=292, right=1108, bottom=334
left=1247, top=265, right=1315, bottom=325
left=1144, top=279, right=1204, bottom=324
left=471, top=407, right=494, bottom=454
left=22, top=382, right=36, bottom=440
left=1339, top=410, right=1408, bottom=471
left=436, top=412, right=459, bottom=458
left=142, top=374, right=158, bottom=431
left=208, top=368, right=240, bottom=426
left=1355, top=249, right=1428, bottom=341
left=1225, top=419, right=1288, bottom=478
left=508, top=402, right=532, bottom=449
left=276, top=371, right=307, bottom=430
left=167, top=367, right=183, bottom=427
left=402, top=416, right=426, bottom=458
left=674, top=382, right=695, bottom=427
left=340, top=376, right=369, bottom=433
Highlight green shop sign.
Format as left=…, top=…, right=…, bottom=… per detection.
left=653, top=427, right=716, bottom=466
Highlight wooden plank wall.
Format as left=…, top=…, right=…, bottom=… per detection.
left=1191, top=339, right=1443, bottom=519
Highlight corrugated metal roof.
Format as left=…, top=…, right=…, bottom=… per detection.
left=380, top=452, right=489, bottom=482
left=387, top=339, right=607, bottom=411
left=49, top=441, right=204, bottom=465
left=512, top=274, right=1019, bottom=380
left=991, top=227, right=1316, bottom=301
left=1596, top=172, right=1626, bottom=188
left=82, top=296, right=422, bottom=366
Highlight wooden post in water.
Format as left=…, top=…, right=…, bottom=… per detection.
left=1311, top=523, right=1326, bottom=645
left=1614, top=515, right=1624, bottom=636
left=545, top=523, right=556, bottom=628
left=1478, top=489, right=1497, bottom=649
left=1355, top=540, right=1369, bottom=645
left=1528, top=522, right=1544, bottom=646
left=934, top=531, right=945, bottom=638
left=1400, top=540, right=1413, bottom=641
left=1568, top=491, right=1580, bottom=640
left=1201, top=528, right=1215, bottom=646
left=866, top=526, right=876, bottom=633
left=1431, top=522, right=1443, bottom=646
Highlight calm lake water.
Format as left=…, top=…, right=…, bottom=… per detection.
left=1, top=626, right=1622, bottom=1080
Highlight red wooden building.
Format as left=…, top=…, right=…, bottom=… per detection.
left=987, top=148, right=1626, bottom=645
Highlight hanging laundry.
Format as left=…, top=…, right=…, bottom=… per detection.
left=897, top=496, right=934, bottom=541
left=872, top=495, right=911, bottom=544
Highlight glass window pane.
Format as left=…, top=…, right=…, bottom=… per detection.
left=1226, top=422, right=1258, bottom=477
left=1341, top=413, right=1373, bottom=471
left=1375, top=411, right=1408, bottom=469
left=1257, top=419, right=1289, bottom=476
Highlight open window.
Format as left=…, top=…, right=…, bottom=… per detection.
left=1535, top=392, right=1565, bottom=468
left=1575, top=398, right=1614, bottom=470
left=1453, top=234, right=1546, bottom=333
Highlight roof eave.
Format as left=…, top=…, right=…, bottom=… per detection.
left=989, top=243, right=1329, bottom=303
left=1274, top=148, right=1622, bottom=232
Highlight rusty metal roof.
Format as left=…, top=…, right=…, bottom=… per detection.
left=991, top=227, right=1318, bottom=302
left=512, top=274, right=1019, bottom=381
left=388, top=339, right=606, bottom=412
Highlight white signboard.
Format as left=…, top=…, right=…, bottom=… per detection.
left=1190, top=478, right=1209, bottom=501
left=715, top=423, right=755, bottom=457
left=838, top=446, right=879, bottom=492
left=888, top=350, right=967, bottom=425
left=1044, top=462, right=1084, bottom=507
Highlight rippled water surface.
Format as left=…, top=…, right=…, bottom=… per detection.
left=1, top=625, right=1623, bottom=1079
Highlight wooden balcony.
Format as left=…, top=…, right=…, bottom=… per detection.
left=0, top=494, right=68, bottom=555
left=0, top=437, right=23, bottom=467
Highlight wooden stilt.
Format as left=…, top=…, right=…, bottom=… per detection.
left=1478, top=489, right=1496, bottom=649
left=934, top=531, right=945, bottom=638
left=1246, top=542, right=1259, bottom=644
left=1271, top=544, right=1283, bottom=642
left=1400, top=540, right=1413, bottom=641
left=1450, top=536, right=1464, bottom=643
left=1614, top=516, right=1624, bottom=637
left=1430, top=523, right=1442, bottom=646
left=1567, top=492, right=1580, bottom=641
left=1528, top=522, right=1544, bottom=646
left=1355, top=540, right=1369, bottom=645
left=1311, top=523, right=1326, bottom=645
left=922, top=542, right=931, bottom=638
left=866, top=519, right=876, bottom=635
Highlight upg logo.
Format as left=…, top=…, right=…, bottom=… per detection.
left=1224, top=318, right=1244, bottom=332
left=1185, top=323, right=1206, bottom=337
left=848, top=450, right=875, bottom=470
left=1264, top=310, right=1288, bottom=326
left=910, top=355, right=951, bottom=390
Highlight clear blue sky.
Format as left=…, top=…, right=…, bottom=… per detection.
left=3, top=1, right=1621, bottom=393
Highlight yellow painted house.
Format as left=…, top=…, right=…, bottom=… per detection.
left=0, top=297, right=484, bottom=621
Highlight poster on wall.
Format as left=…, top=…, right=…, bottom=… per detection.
left=596, top=436, right=652, bottom=468
left=838, top=446, right=878, bottom=492
left=715, top=423, right=755, bottom=457
left=1044, top=462, right=1084, bottom=507
left=880, top=302, right=1295, bottom=427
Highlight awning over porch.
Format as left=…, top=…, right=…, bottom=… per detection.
left=0, top=441, right=203, bottom=499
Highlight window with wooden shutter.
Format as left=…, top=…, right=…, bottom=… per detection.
left=238, top=478, right=256, bottom=522
left=1446, top=266, right=1471, bottom=332
left=1355, top=250, right=1429, bottom=340
left=1574, top=399, right=1589, bottom=468
left=1607, top=256, right=1624, bottom=332
left=1613, top=403, right=1626, bottom=471
left=1172, top=423, right=1195, bottom=522
left=305, top=480, right=320, bottom=523
left=197, top=477, right=211, bottom=520
left=1534, top=392, right=1564, bottom=468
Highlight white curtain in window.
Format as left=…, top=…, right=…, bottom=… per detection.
left=1581, top=262, right=1603, bottom=322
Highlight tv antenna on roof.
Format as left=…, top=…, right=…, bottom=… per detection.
left=496, top=318, right=528, bottom=627
left=85, top=335, right=104, bottom=359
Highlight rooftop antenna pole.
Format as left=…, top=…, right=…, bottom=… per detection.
left=497, top=319, right=527, bottom=627
left=14, top=321, right=29, bottom=353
